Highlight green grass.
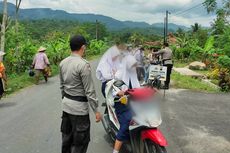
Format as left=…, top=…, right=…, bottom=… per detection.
left=6, top=73, right=34, bottom=95
left=171, top=72, right=220, bottom=93
left=193, top=69, right=209, bottom=75
left=173, top=60, right=189, bottom=68
left=211, top=79, right=219, bottom=86
left=5, top=65, right=59, bottom=95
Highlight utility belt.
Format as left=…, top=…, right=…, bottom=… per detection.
left=103, top=79, right=112, bottom=84
left=162, top=59, right=173, bottom=65
left=63, top=92, right=88, bottom=102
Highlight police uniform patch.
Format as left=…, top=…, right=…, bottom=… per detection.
left=87, top=64, right=91, bottom=71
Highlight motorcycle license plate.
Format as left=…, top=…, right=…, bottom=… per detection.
left=149, top=65, right=167, bottom=81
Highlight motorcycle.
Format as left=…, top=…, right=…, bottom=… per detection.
left=147, top=63, right=167, bottom=90
left=101, top=80, right=168, bottom=153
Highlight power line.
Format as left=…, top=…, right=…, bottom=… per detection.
left=173, top=2, right=204, bottom=16
left=176, top=5, right=204, bottom=16
left=170, top=0, right=202, bottom=14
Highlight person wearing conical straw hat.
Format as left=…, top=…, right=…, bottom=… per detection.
left=32, top=46, right=50, bottom=85
left=0, top=51, right=7, bottom=99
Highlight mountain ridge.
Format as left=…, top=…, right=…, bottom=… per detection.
left=0, top=2, right=188, bottom=31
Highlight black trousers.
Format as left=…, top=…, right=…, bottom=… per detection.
left=101, top=81, right=107, bottom=98
left=61, top=112, right=90, bottom=153
left=136, top=67, right=145, bottom=81
left=164, top=64, right=173, bottom=87
left=0, top=79, right=4, bottom=97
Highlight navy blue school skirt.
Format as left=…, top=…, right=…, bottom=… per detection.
left=114, top=102, right=132, bottom=141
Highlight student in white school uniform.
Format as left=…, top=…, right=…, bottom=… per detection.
left=112, top=54, right=140, bottom=153
left=96, top=42, right=126, bottom=97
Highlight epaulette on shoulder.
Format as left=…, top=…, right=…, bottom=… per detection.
left=82, top=58, right=89, bottom=63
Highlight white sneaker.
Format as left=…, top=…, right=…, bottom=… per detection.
left=141, top=81, right=147, bottom=86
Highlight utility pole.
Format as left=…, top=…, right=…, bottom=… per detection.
left=15, top=0, right=22, bottom=33
left=15, top=0, right=22, bottom=56
left=165, top=10, right=171, bottom=44
left=0, top=0, right=7, bottom=61
left=164, top=17, right=166, bottom=44
left=96, top=20, right=98, bottom=40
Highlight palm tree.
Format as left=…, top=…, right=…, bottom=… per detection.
left=191, top=23, right=200, bottom=33
left=203, top=0, right=217, bottom=13
left=203, top=0, right=230, bottom=16
left=224, top=0, right=230, bottom=16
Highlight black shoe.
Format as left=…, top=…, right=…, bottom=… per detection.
left=162, top=85, right=169, bottom=90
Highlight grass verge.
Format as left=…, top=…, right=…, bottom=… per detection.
left=5, top=65, right=59, bottom=95
left=173, top=60, right=189, bottom=68
left=6, top=73, right=34, bottom=95
left=171, top=71, right=220, bottom=93
left=4, top=54, right=101, bottom=96
left=193, top=69, right=209, bottom=75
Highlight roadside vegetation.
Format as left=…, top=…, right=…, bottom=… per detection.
left=170, top=0, right=230, bottom=92
left=0, top=15, right=162, bottom=95
left=171, top=72, right=219, bottom=93
left=1, top=20, right=113, bottom=95
left=0, top=0, right=229, bottom=96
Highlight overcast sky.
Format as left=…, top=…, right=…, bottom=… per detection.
left=8, top=0, right=218, bottom=27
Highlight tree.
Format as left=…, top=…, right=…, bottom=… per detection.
left=224, top=0, right=230, bottom=16
left=203, top=0, right=218, bottom=13
left=15, top=0, right=22, bottom=55
left=211, top=9, right=228, bottom=35
left=129, top=33, right=144, bottom=46
left=203, top=0, right=229, bottom=35
left=193, top=28, right=209, bottom=48
left=175, top=28, right=185, bottom=37
left=0, top=0, right=7, bottom=61
left=191, top=23, right=200, bottom=33
left=15, top=0, right=22, bottom=30
left=82, top=22, right=108, bottom=40
left=204, top=0, right=230, bottom=16
left=216, top=26, right=230, bottom=57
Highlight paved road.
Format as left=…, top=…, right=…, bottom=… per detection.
left=0, top=60, right=229, bottom=153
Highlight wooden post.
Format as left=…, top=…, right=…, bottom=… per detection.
left=163, top=17, right=166, bottom=44
left=15, top=0, right=22, bottom=55
left=96, top=20, right=98, bottom=40
left=0, top=0, right=8, bottom=61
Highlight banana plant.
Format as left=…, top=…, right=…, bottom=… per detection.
left=204, top=36, right=215, bottom=52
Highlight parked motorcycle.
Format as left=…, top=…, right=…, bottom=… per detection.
left=101, top=80, right=168, bottom=153
left=147, top=64, right=167, bottom=89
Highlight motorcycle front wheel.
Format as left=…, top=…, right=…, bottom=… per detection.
left=144, top=140, right=167, bottom=153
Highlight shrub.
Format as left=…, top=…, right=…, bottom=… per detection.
left=86, top=39, right=109, bottom=56
left=218, top=55, right=230, bottom=69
